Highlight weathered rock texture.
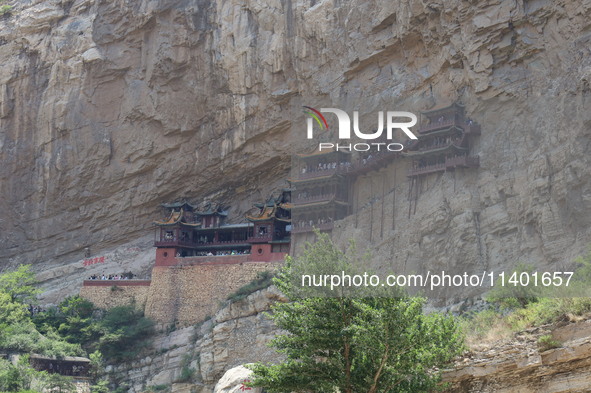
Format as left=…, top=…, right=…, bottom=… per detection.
left=2, top=0, right=591, bottom=389
left=213, top=365, right=262, bottom=393
left=2, top=0, right=591, bottom=302
left=35, top=236, right=155, bottom=304
left=110, top=286, right=284, bottom=393
left=443, top=318, right=591, bottom=392
left=0, top=0, right=293, bottom=270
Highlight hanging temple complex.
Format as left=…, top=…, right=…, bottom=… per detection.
left=80, top=103, right=482, bottom=326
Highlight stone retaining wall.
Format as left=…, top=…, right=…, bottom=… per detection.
left=79, top=281, right=151, bottom=310
left=145, top=260, right=281, bottom=326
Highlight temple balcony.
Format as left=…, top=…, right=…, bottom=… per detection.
left=416, top=140, right=454, bottom=152
left=248, top=234, right=273, bottom=243
left=347, top=151, right=397, bottom=176
left=297, top=165, right=352, bottom=180
left=419, top=118, right=461, bottom=133
left=419, top=119, right=481, bottom=135
left=407, top=162, right=447, bottom=177
left=407, top=155, right=480, bottom=177
left=154, top=239, right=196, bottom=248
left=293, top=193, right=337, bottom=204
left=404, top=139, right=467, bottom=158
left=196, top=239, right=250, bottom=247
left=291, top=221, right=334, bottom=233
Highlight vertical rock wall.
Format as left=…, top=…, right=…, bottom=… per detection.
left=1, top=0, right=590, bottom=335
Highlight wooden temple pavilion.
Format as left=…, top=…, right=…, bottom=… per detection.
left=245, top=189, right=292, bottom=254
left=291, top=149, right=351, bottom=233
left=154, top=201, right=251, bottom=264
left=154, top=195, right=291, bottom=265
left=405, top=102, right=480, bottom=177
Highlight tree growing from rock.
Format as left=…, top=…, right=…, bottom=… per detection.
left=248, top=233, right=464, bottom=393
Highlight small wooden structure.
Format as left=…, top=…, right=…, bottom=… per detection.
left=29, top=354, right=90, bottom=377
left=405, top=102, right=481, bottom=177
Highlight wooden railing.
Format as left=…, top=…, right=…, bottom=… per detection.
left=419, top=118, right=459, bottom=133
left=154, top=239, right=195, bottom=248
left=155, top=238, right=250, bottom=247
left=197, top=239, right=250, bottom=246
left=293, top=193, right=336, bottom=204
left=247, top=234, right=273, bottom=243
left=83, top=280, right=151, bottom=287
left=407, top=155, right=480, bottom=177
left=297, top=165, right=353, bottom=180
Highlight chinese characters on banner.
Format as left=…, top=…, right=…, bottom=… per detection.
left=82, top=256, right=106, bottom=266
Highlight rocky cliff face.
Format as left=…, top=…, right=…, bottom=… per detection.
left=2, top=0, right=591, bottom=389
left=0, top=0, right=294, bottom=267
left=443, top=317, right=591, bottom=392
left=0, top=0, right=588, bottom=294
left=2, top=0, right=591, bottom=287
left=110, top=286, right=284, bottom=393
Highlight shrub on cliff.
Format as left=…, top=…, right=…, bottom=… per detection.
left=31, top=295, right=155, bottom=362
left=226, top=270, right=275, bottom=303
left=248, top=233, right=463, bottom=393
left=97, top=305, right=154, bottom=362
left=0, top=2, right=12, bottom=16
left=463, top=247, right=591, bottom=345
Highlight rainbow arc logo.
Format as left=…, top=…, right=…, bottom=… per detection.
left=302, top=105, right=418, bottom=152
left=302, top=106, right=329, bottom=131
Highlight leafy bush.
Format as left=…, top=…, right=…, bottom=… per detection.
left=485, top=263, right=541, bottom=309
left=537, top=334, right=561, bottom=351
left=33, top=297, right=155, bottom=362
left=146, top=385, right=169, bottom=392
left=226, top=271, right=274, bottom=302
left=33, top=296, right=99, bottom=347
left=175, top=354, right=196, bottom=383
left=43, top=373, right=76, bottom=393
left=0, top=356, right=48, bottom=392
left=0, top=4, right=12, bottom=16
left=97, top=305, right=154, bottom=361
left=0, top=270, right=83, bottom=358
left=90, top=379, right=110, bottom=393
left=0, top=265, right=41, bottom=303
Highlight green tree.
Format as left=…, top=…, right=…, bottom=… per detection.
left=33, top=296, right=99, bottom=346
left=0, top=267, right=83, bottom=358
left=97, top=305, right=154, bottom=361
left=0, top=265, right=41, bottom=303
left=0, top=355, right=47, bottom=392
left=43, top=373, right=76, bottom=393
left=248, top=234, right=463, bottom=393
left=0, top=291, right=29, bottom=326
